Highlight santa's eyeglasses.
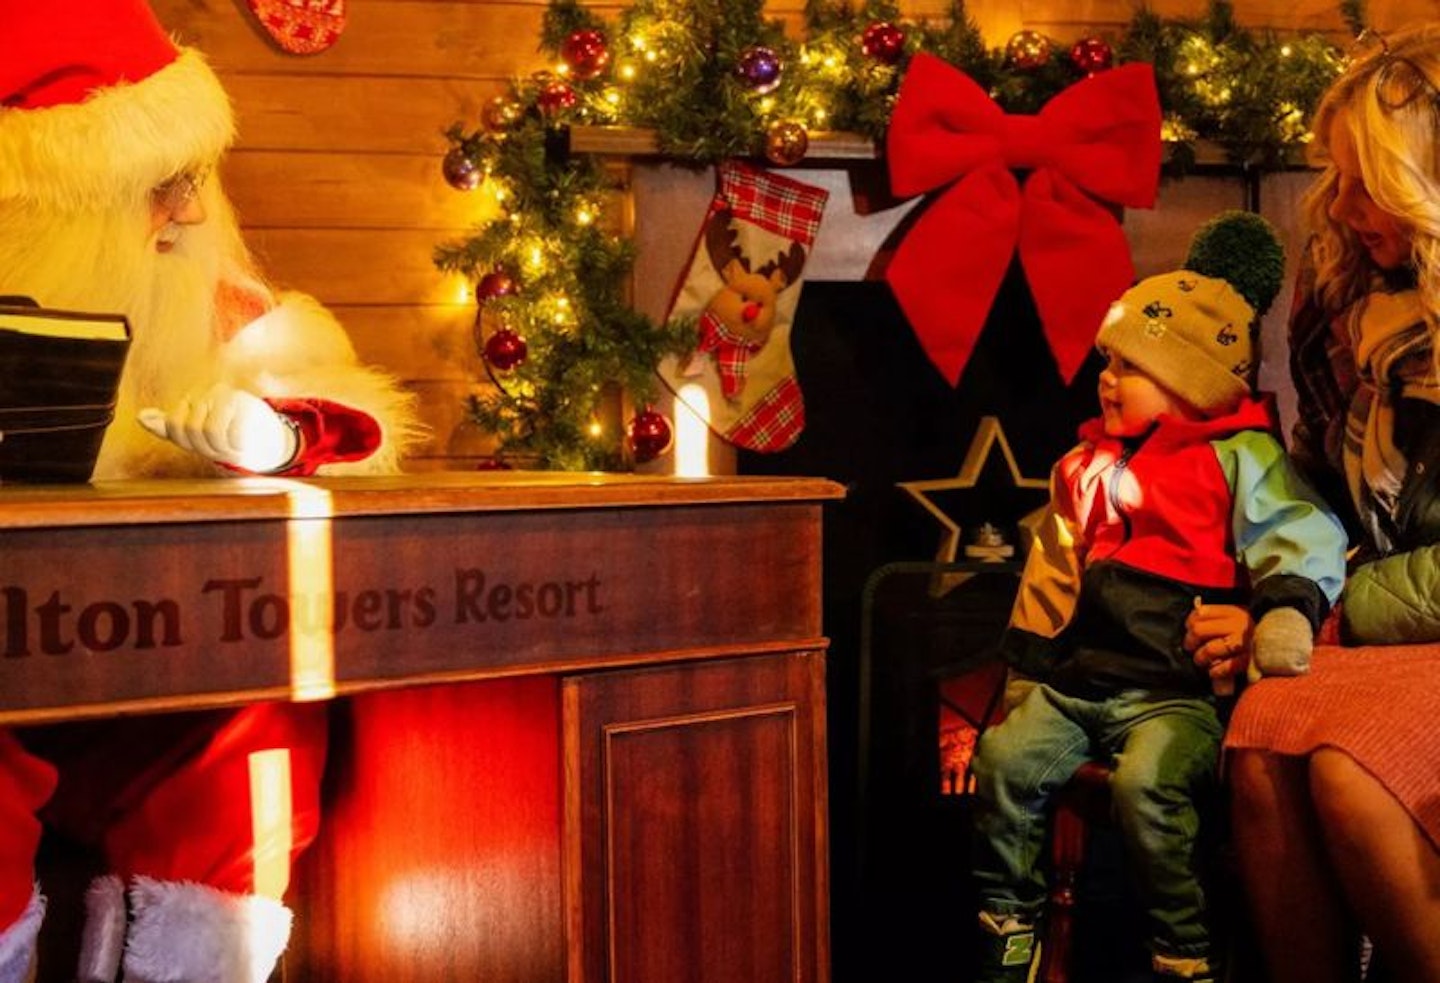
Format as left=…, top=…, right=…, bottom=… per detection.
left=1350, top=29, right=1440, bottom=113
left=150, top=168, right=210, bottom=213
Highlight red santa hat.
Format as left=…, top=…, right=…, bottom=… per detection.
left=0, top=0, right=234, bottom=211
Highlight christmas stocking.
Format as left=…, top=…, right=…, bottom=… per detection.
left=660, top=161, right=827, bottom=452
left=245, top=0, right=346, bottom=55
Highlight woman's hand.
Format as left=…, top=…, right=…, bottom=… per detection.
left=1185, top=601, right=1253, bottom=691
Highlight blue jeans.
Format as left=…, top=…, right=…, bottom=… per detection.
left=970, top=684, right=1222, bottom=959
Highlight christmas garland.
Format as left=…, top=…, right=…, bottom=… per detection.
left=435, top=0, right=1363, bottom=471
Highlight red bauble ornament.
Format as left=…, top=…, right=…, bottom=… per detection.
left=476, top=269, right=517, bottom=302
left=536, top=79, right=578, bottom=116
left=861, top=22, right=906, bottom=65
left=483, top=327, right=527, bottom=371
left=561, top=28, right=610, bottom=81
left=1069, top=36, right=1114, bottom=75
left=626, top=409, right=673, bottom=463
left=481, top=94, right=524, bottom=132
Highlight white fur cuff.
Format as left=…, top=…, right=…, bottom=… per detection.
left=124, top=877, right=290, bottom=983
left=0, top=887, right=44, bottom=983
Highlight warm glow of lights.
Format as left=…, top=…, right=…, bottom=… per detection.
left=588, top=419, right=603, bottom=437
left=452, top=280, right=471, bottom=305
left=813, top=108, right=828, bottom=125
left=645, top=49, right=658, bottom=63
left=555, top=62, right=570, bottom=76
left=527, top=244, right=545, bottom=271
left=248, top=749, right=294, bottom=899
left=675, top=384, right=712, bottom=477
left=576, top=207, right=595, bottom=225
left=1281, top=44, right=1293, bottom=57
left=759, top=96, right=776, bottom=114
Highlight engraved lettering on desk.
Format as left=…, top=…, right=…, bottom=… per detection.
left=2, top=585, right=182, bottom=657
left=0, top=567, right=607, bottom=656
left=453, top=569, right=604, bottom=623
left=202, top=578, right=441, bottom=642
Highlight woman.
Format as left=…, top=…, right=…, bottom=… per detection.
left=1197, top=23, right=1440, bottom=983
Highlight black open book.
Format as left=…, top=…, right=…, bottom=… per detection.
left=0, top=298, right=131, bottom=483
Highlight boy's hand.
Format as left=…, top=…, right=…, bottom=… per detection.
left=1185, top=601, right=1253, bottom=693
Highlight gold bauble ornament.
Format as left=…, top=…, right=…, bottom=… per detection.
left=481, top=95, right=524, bottom=132
left=1005, top=30, right=1053, bottom=70
left=764, top=120, right=808, bottom=167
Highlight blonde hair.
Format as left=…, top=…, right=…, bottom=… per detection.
left=1304, top=23, right=1440, bottom=330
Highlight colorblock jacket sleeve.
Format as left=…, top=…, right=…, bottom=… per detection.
left=1214, top=429, right=1347, bottom=627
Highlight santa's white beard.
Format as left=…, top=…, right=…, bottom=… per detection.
left=0, top=195, right=257, bottom=477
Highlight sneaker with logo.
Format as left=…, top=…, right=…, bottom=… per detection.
left=976, top=910, right=1038, bottom=982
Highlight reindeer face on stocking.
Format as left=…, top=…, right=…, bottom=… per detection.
left=662, top=162, right=827, bottom=453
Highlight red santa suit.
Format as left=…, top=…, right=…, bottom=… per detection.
left=0, top=2, right=421, bottom=980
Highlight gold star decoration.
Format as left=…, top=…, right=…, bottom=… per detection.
left=898, top=416, right=1050, bottom=596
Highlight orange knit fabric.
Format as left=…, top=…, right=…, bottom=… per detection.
left=1225, top=643, right=1440, bottom=847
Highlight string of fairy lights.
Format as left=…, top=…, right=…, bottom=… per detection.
left=434, top=0, right=1365, bottom=472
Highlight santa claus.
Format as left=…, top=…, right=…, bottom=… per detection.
left=0, top=0, right=421, bottom=980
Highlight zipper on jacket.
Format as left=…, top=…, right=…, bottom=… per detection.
left=1109, top=427, right=1154, bottom=545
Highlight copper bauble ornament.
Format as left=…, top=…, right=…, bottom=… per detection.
left=481, top=95, right=524, bottom=132
left=1069, top=36, right=1114, bottom=75
left=764, top=120, right=808, bottom=167
left=860, top=22, right=906, bottom=65
left=1005, top=30, right=1053, bottom=70
left=483, top=327, right=528, bottom=371
left=736, top=46, right=783, bottom=94
left=627, top=408, right=673, bottom=463
left=561, top=28, right=610, bottom=81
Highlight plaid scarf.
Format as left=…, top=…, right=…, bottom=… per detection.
left=1343, top=289, right=1440, bottom=550
left=696, top=310, right=762, bottom=400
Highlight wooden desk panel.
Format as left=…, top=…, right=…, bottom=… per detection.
left=0, top=475, right=836, bottom=724
left=9, top=474, right=839, bottom=983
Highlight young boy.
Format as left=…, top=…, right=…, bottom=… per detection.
left=969, top=233, right=1349, bottom=983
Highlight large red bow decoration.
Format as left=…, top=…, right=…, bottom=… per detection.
left=884, top=54, right=1161, bottom=385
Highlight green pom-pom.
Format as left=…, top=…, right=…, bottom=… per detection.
left=1184, top=210, right=1287, bottom=316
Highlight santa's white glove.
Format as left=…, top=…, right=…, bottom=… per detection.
left=138, top=385, right=300, bottom=474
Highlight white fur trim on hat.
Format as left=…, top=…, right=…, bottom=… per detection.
left=123, top=877, right=291, bottom=983
left=0, top=49, right=234, bottom=212
left=0, top=887, right=44, bottom=983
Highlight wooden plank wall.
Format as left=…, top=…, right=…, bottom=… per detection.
left=148, top=0, right=1435, bottom=470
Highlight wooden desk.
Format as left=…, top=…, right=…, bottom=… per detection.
left=2, top=472, right=841, bottom=983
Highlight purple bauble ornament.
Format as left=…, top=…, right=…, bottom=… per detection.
left=736, top=45, right=783, bottom=94
left=442, top=146, right=482, bottom=191
left=627, top=408, right=673, bottom=463
left=861, top=22, right=906, bottom=65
